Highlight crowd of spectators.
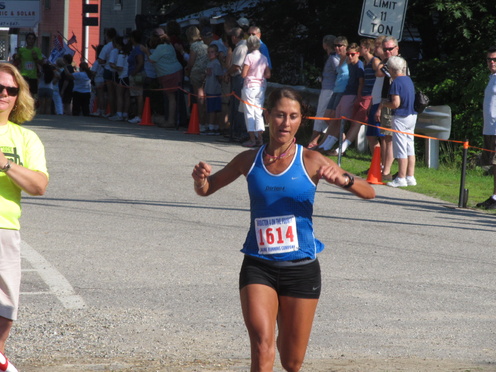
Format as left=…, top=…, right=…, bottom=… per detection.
left=311, top=34, right=418, bottom=187
left=9, top=21, right=496, bottom=194
left=9, top=17, right=273, bottom=141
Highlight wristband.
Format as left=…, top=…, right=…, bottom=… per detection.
left=194, top=177, right=208, bottom=189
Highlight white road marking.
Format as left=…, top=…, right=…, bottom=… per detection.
left=21, top=241, right=86, bottom=309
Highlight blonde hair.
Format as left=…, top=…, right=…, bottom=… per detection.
left=0, top=63, right=35, bottom=124
left=186, top=26, right=201, bottom=43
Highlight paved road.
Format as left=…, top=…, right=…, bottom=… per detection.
left=8, top=114, right=496, bottom=371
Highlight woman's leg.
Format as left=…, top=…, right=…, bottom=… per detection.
left=0, top=317, right=13, bottom=353
left=240, top=284, right=279, bottom=372
left=407, top=155, right=416, bottom=177
left=277, top=296, right=319, bottom=372
left=38, top=97, right=46, bottom=114
left=106, top=80, right=116, bottom=116
left=196, top=85, right=206, bottom=125
left=166, top=92, right=176, bottom=125
left=397, top=157, right=408, bottom=178
left=81, top=93, right=91, bottom=116
left=382, top=135, right=394, bottom=176
left=72, top=92, right=80, bottom=116
left=96, top=85, right=105, bottom=115
left=115, top=85, right=124, bottom=116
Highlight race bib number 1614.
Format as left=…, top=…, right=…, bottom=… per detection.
left=255, top=215, right=299, bottom=255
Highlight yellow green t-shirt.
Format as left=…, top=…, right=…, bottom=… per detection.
left=18, top=47, right=43, bottom=79
left=0, top=122, right=48, bottom=230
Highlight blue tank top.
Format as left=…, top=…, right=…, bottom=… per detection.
left=334, top=62, right=349, bottom=93
left=241, top=144, right=325, bottom=261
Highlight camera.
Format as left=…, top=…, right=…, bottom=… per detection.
left=380, top=65, right=391, bottom=78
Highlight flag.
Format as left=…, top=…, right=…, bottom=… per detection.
left=48, top=34, right=75, bottom=64
left=67, top=32, right=77, bottom=45
left=53, top=34, right=64, bottom=51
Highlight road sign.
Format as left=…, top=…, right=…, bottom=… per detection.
left=358, top=0, right=409, bottom=41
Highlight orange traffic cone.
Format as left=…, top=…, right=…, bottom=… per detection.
left=366, top=146, right=384, bottom=185
left=185, top=103, right=200, bottom=134
left=139, top=97, right=154, bottom=126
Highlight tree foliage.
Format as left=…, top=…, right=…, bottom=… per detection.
left=160, top=0, right=496, bottom=148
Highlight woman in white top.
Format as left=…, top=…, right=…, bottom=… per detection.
left=240, top=35, right=271, bottom=147
left=64, top=62, right=93, bottom=116
left=109, top=37, right=130, bottom=121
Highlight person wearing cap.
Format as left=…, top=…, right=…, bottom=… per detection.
left=201, top=27, right=227, bottom=67
left=237, top=17, right=250, bottom=38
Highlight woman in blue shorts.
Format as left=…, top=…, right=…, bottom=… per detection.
left=192, top=87, right=375, bottom=371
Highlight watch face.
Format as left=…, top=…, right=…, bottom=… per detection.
left=1, top=160, right=10, bottom=172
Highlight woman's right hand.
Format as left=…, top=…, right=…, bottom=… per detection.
left=374, top=106, right=381, bottom=123
left=192, top=161, right=211, bottom=185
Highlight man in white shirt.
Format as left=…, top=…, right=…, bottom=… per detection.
left=477, top=46, right=496, bottom=209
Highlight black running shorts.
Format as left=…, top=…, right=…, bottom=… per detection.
left=239, top=255, right=321, bottom=299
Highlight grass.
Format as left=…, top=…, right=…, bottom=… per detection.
left=325, top=148, right=495, bottom=214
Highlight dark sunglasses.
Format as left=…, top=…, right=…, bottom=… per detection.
left=487, top=57, right=496, bottom=63
left=0, top=84, right=19, bottom=97
left=346, top=52, right=358, bottom=56
left=383, top=46, right=397, bottom=52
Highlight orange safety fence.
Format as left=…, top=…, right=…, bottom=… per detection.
left=110, top=82, right=495, bottom=155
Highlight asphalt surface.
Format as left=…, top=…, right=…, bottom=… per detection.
left=7, top=114, right=496, bottom=371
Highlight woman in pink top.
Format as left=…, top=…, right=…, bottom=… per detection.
left=241, top=35, right=271, bottom=147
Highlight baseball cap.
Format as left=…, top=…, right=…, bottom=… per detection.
left=201, top=27, right=213, bottom=38
left=237, top=17, right=249, bottom=27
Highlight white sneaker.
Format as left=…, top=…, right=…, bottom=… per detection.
left=387, top=177, right=407, bottom=187
left=128, top=116, right=141, bottom=124
left=108, top=114, right=123, bottom=121
left=406, top=176, right=417, bottom=186
left=0, top=352, right=18, bottom=372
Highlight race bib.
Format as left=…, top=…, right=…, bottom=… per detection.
left=255, top=215, right=299, bottom=255
left=24, top=61, right=35, bottom=71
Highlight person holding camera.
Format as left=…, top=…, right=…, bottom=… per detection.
left=376, top=56, right=417, bottom=187
left=374, top=36, right=401, bottom=181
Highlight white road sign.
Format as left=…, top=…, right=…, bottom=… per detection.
left=358, top=0, right=409, bottom=41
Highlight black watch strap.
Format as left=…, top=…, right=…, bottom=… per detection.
left=342, top=173, right=354, bottom=189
